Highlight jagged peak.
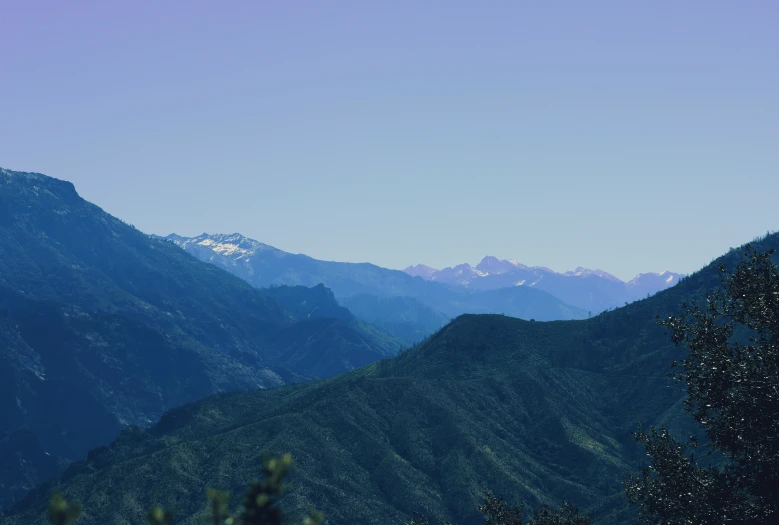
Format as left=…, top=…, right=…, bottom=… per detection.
left=476, top=256, right=529, bottom=274
left=403, top=264, right=439, bottom=279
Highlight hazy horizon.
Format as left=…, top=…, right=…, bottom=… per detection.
left=3, top=2, right=778, bottom=280
left=159, top=229, right=695, bottom=280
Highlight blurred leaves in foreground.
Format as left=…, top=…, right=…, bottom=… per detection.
left=45, top=453, right=586, bottom=525
left=47, top=454, right=322, bottom=525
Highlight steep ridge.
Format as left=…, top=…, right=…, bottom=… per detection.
left=0, top=168, right=400, bottom=506
left=7, top=233, right=775, bottom=524
left=161, top=233, right=589, bottom=342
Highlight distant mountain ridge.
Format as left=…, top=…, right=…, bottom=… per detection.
left=403, top=256, right=684, bottom=312
left=162, top=234, right=681, bottom=322
left=159, top=233, right=590, bottom=344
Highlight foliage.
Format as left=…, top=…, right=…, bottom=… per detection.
left=46, top=495, right=80, bottom=525
left=478, top=491, right=524, bottom=525
left=223, top=454, right=322, bottom=525
left=409, top=491, right=589, bottom=525
left=527, top=501, right=590, bottom=525
left=43, top=455, right=321, bottom=525
left=625, top=245, right=779, bottom=523
left=625, top=427, right=738, bottom=523
left=146, top=507, right=174, bottom=525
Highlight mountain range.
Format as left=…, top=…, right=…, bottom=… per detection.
left=158, top=233, right=591, bottom=344
left=0, top=168, right=400, bottom=507
left=404, top=257, right=683, bottom=313
left=0, top=166, right=731, bottom=525
left=159, top=233, right=681, bottom=345
left=7, top=230, right=770, bottom=525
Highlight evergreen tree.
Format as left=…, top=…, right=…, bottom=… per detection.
left=625, top=245, right=779, bottom=524
left=409, top=491, right=589, bottom=525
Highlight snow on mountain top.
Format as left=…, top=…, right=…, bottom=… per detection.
left=449, top=263, right=487, bottom=277
left=166, top=233, right=278, bottom=259
left=405, top=255, right=683, bottom=288
left=198, top=237, right=247, bottom=257
left=506, top=259, right=530, bottom=270
left=430, top=263, right=488, bottom=285
left=166, top=233, right=685, bottom=292
left=562, top=267, right=622, bottom=282
left=626, top=271, right=684, bottom=287
left=424, top=256, right=624, bottom=282
left=476, top=256, right=526, bottom=274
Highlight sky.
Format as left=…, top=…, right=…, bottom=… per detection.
left=2, top=1, right=778, bottom=280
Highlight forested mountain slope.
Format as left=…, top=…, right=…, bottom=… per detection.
left=8, top=233, right=776, bottom=524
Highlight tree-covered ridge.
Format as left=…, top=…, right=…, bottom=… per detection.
left=0, top=169, right=401, bottom=508
left=12, top=237, right=778, bottom=524
left=8, top=226, right=765, bottom=523
left=3, top=308, right=679, bottom=523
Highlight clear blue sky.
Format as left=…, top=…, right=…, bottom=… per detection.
left=2, top=1, right=777, bottom=280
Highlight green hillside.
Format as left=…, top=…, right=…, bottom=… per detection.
left=9, top=234, right=776, bottom=524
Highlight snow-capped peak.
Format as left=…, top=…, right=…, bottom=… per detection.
left=403, top=255, right=683, bottom=299
left=164, top=233, right=277, bottom=260
left=562, top=267, right=622, bottom=282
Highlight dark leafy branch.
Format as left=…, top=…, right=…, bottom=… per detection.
left=625, top=245, right=779, bottom=524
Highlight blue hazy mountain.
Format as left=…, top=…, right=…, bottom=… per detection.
left=405, top=256, right=683, bottom=313
left=161, top=233, right=589, bottom=344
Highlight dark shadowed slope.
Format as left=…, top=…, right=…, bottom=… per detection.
left=9, top=233, right=777, bottom=524
left=0, top=168, right=400, bottom=507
